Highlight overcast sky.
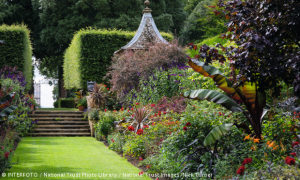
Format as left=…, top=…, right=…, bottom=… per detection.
left=33, top=65, right=54, bottom=108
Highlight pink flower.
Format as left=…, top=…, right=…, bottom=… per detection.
left=183, top=126, right=188, bottom=131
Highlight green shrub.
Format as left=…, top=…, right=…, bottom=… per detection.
left=0, top=24, right=33, bottom=91
left=78, top=97, right=87, bottom=107
left=53, top=100, right=58, bottom=108
left=63, top=28, right=173, bottom=90
left=95, top=112, right=116, bottom=139
left=60, top=99, right=75, bottom=108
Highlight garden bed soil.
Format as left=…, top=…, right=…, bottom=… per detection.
left=101, top=141, right=172, bottom=180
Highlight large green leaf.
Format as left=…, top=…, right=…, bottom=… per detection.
left=184, top=89, right=243, bottom=112
left=0, top=105, right=18, bottom=117
left=188, top=59, right=241, bottom=100
left=188, top=58, right=267, bottom=120
left=204, top=123, right=233, bottom=146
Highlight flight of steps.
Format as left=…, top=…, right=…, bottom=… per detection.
left=28, top=111, right=90, bottom=137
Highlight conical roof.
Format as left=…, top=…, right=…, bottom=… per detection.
left=114, top=0, right=168, bottom=54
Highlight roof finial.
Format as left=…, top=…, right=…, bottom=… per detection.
left=143, top=0, right=152, bottom=13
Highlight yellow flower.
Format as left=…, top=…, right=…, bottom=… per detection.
left=253, top=138, right=260, bottom=143
left=244, top=134, right=251, bottom=141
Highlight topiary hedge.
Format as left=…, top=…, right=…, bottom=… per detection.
left=0, top=24, right=33, bottom=91
left=63, top=28, right=173, bottom=90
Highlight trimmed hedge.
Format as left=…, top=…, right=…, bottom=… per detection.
left=63, top=28, right=173, bottom=89
left=0, top=24, right=33, bottom=91
left=60, top=99, right=75, bottom=108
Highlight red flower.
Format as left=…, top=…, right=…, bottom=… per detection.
left=292, top=141, right=299, bottom=147
left=104, top=85, right=107, bottom=87
left=151, top=104, right=155, bottom=107
left=138, top=171, right=144, bottom=175
left=186, top=122, right=191, bottom=126
left=163, top=111, right=166, bottom=114
left=137, top=129, right=143, bottom=135
left=236, top=165, right=245, bottom=175
left=4, top=152, right=9, bottom=159
left=128, top=126, right=135, bottom=131
left=291, top=152, right=297, bottom=157
left=111, top=139, right=115, bottom=143
left=122, top=118, right=125, bottom=120
left=1, top=146, right=3, bottom=150
left=107, top=88, right=109, bottom=90
left=131, top=108, right=134, bottom=111
left=285, top=156, right=296, bottom=165
left=242, top=158, right=252, bottom=165
left=160, top=139, right=163, bottom=142
left=169, top=132, right=172, bottom=135
left=113, top=110, right=116, bottom=112
left=218, top=112, right=222, bottom=115
left=154, top=113, right=157, bottom=117
left=183, top=126, right=188, bottom=131
left=10, top=149, right=12, bottom=152
left=294, top=111, right=296, bottom=114
left=104, top=109, right=107, bottom=112
left=132, top=114, right=134, bottom=117
left=139, top=157, right=143, bottom=161
left=143, top=125, right=149, bottom=129
left=136, top=103, right=139, bottom=105
left=146, top=165, right=151, bottom=169
left=120, top=107, right=124, bottom=111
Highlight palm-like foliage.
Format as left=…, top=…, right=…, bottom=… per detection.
left=90, top=83, right=106, bottom=109
left=131, top=107, right=150, bottom=133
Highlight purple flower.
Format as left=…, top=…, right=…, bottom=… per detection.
left=137, top=72, right=141, bottom=76
left=175, top=81, right=181, bottom=83
left=178, top=74, right=183, bottom=76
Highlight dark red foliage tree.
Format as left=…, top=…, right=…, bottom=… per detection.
left=215, top=0, right=300, bottom=97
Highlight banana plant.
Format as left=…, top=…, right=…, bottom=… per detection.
left=184, top=58, right=270, bottom=139
left=0, top=92, right=18, bottom=122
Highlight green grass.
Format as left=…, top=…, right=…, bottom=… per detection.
left=37, top=108, right=79, bottom=111
left=2, top=137, right=151, bottom=180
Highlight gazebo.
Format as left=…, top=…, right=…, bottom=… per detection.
left=114, top=0, right=168, bottom=54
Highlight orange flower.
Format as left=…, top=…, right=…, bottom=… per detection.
left=253, top=138, right=260, bottom=143
left=244, top=134, right=251, bottom=141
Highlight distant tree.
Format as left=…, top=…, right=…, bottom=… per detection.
left=180, top=0, right=227, bottom=43
left=182, top=0, right=204, bottom=14
left=215, top=0, right=300, bottom=97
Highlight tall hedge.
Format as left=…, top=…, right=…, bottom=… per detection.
left=63, top=28, right=173, bottom=89
left=0, top=24, right=33, bottom=90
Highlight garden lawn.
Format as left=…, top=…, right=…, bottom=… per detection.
left=2, top=137, right=151, bottom=180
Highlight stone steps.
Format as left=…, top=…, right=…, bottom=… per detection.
left=29, top=110, right=90, bottom=137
